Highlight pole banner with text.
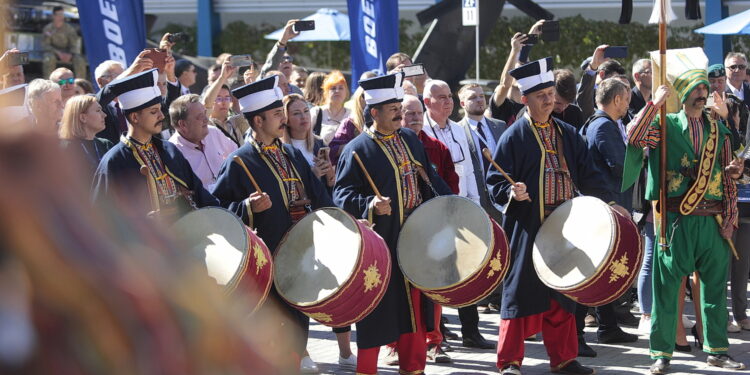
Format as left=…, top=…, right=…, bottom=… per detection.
left=347, top=0, right=399, bottom=92
left=76, top=0, right=146, bottom=85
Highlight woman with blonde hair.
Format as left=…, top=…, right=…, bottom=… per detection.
left=281, top=94, right=334, bottom=188
left=311, top=70, right=351, bottom=145
left=329, top=86, right=366, bottom=166
left=59, top=94, right=113, bottom=172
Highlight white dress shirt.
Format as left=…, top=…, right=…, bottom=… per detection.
left=422, top=113, right=479, bottom=203
left=727, top=81, right=745, bottom=101
left=466, top=117, right=498, bottom=169
left=169, top=125, right=238, bottom=190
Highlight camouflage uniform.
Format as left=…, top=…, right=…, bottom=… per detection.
left=42, top=22, right=86, bottom=78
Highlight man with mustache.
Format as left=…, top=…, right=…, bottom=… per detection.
left=334, top=72, right=452, bottom=375
left=93, top=69, right=219, bottom=217
left=210, top=75, right=334, bottom=373
left=623, top=49, right=745, bottom=374
left=487, top=57, right=616, bottom=375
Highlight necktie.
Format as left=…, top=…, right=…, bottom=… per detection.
left=476, top=120, right=491, bottom=175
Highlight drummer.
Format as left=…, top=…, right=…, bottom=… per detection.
left=210, top=75, right=335, bottom=369
left=92, top=68, right=219, bottom=216
left=333, top=72, right=452, bottom=375
left=486, top=57, right=622, bottom=375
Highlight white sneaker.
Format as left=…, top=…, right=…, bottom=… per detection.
left=638, top=315, right=651, bottom=335
left=738, top=319, right=750, bottom=331
left=300, top=356, right=319, bottom=374
left=338, top=354, right=357, bottom=369
left=682, top=316, right=695, bottom=329
left=728, top=321, right=741, bottom=333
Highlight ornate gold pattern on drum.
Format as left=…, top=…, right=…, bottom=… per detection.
left=306, top=312, right=333, bottom=323
left=253, top=242, right=268, bottom=274
left=274, top=207, right=391, bottom=327
left=362, top=262, right=382, bottom=292
left=608, top=254, right=630, bottom=283
left=533, top=196, right=642, bottom=306
left=398, top=196, right=510, bottom=307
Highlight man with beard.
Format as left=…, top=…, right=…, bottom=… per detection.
left=93, top=69, right=218, bottom=217
left=631, top=59, right=653, bottom=114
left=457, top=82, right=507, bottom=349
left=488, top=57, right=615, bottom=375
left=334, top=72, right=451, bottom=375
left=384, top=93, right=458, bottom=365
left=209, top=75, right=333, bottom=372
left=622, top=49, right=745, bottom=373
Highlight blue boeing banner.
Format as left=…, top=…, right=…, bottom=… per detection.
left=76, top=0, right=146, bottom=86
left=347, top=0, right=399, bottom=92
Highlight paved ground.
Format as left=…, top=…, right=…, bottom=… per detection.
left=307, top=288, right=750, bottom=375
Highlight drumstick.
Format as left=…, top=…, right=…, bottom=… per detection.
left=232, top=155, right=263, bottom=194
left=352, top=151, right=383, bottom=199
left=140, top=165, right=160, bottom=212
left=715, top=215, right=740, bottom=260
left=482, top=148, right=531, bottom=202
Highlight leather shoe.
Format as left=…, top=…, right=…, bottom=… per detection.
left=615, top=310, right=639, bottom=327
left=551, top=360, right=594, bottom=374
left=440, top=341, right=453, bottom=352
left=427, top=343, right=451, bottom=363
left=597, top=328, right=638, bottom=344
left=707, top=354, right=745, bottom=370
left=577, top=336, right=597, bottom=358
left=440, top=321, right=459, bottom=340
left=650, top=359, right=670, bottom=374
left=462, top=332, right=494, bottom=349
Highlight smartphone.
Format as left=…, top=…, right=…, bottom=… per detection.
left=705, top=95, right=716, bottom=109
left=143, top=48, right=168, bottom=71
left=167, top=32, right=187, bottom=44
left=229, top=54, right=253, bottom=67
left=523, top=34, right=538, bottom=45
left=293, top=20, right=315, bottom=33
left=604, top=46, right=628, bottom=59
left=8, top=52, right=28, bottom=66
left=541, top=20, right=560, bottom=42
left=402, top=64, right=425, bottom=77
left=318, top=147, right=330, bottom=161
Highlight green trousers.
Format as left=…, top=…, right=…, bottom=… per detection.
left=650, top=213, right=730, bottom=359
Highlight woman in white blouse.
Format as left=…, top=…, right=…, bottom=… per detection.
left=311, top=70, right=351, bottom=145
left=281, top=94, right=335, bottom=188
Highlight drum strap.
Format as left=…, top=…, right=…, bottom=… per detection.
left=552, top=125, right=580, bottom=196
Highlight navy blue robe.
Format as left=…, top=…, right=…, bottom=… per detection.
left=333, top=127, right=452, bottom=349
left=92, top=137, right=218, bottom=212
left=210, top=141, right=334, bottom=252
left=486, top=115, right=612, bottom=320
left=210, top=140, right=334, bottom=356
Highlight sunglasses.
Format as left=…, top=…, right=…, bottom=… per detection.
left=57, top=77, right=75, bottom=86
left=728, top=64, right=747, bottom=71
left=281, top=55, right=294, bottom=63
left=215, top=97, right=232, bottom=103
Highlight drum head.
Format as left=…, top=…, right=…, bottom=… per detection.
left=533, top=196, right=615, bottom=289
left=274, top=208, right=361, bottom=305
left=398, top=196, right=493, bottom=290
left=172, top=207, right=248, bottom=286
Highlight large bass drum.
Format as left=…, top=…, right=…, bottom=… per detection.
left=533, top=196, right=642, bottom=307
left=273, top=208, right=391, bottom=327
left=397, top=196, right=510, bottom=307
left=172, top=207, right=273, bottom=312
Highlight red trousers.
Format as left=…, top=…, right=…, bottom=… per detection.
left=496, top=299, right=577, bottom=370
left=357, top=287, right=427, bottom=375
left=387, top=304, right=442, bottom=351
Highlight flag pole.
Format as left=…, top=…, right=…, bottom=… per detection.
left=658, top=0, right=669, bottom=249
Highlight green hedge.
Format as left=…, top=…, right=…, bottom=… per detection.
left=155, top=15, right=748, bottom=77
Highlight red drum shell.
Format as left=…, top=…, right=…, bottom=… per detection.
left=532, top=197, right=643, bottom=307
left=397, top=196, right=511, bottom=308
left=172, top=207, right=273, bottom=313
left=273, top=208, right=391, bottom=327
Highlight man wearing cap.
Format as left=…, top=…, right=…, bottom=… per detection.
left=209, top=75, right=334, bottom=370
left=487, top=57, right=615, bottom=375
left=623, top=49, right=745, bottom=373
left=334, top=72, right=452, bottom=375
left=93, top=69, right=218, bottom=216
left=710, top=63, right=748, bottom=147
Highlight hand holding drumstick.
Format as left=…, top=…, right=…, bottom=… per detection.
left=481, top=148, right=532, bottom=202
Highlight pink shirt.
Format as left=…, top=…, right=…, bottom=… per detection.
left=169, top=125, right=238, bottom=190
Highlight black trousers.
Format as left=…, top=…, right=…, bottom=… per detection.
left=458, top=305, right=480, bottom=336
left=575, top=302, right=619, bottom=336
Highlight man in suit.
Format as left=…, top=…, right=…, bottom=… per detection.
left=725, top=52, right=750, bottom=109
left=457, top=83, right=507, bottom=350
left=630, top=59, right=652, bottom=115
